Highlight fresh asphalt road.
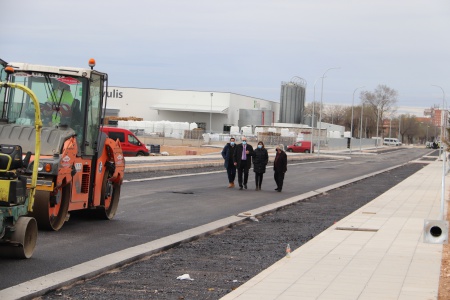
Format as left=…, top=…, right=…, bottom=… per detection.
left=0, top=148, right=432, bottom=289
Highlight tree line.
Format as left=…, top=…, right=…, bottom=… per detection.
left=303, top=84, right=441, bottom=144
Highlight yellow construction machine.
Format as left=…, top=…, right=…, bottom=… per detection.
left=0, top=61, right=41, bottom=258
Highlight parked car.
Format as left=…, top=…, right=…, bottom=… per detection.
left=383, top=138, right=402, bottom=146
left=428, top=141, right=442, bottom=149
left=286, top=141, right=314, bottom=153
left=101, top=127, right=149, bottom=156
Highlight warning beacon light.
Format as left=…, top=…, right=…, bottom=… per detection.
left=88, top=58, right=96, bottom=70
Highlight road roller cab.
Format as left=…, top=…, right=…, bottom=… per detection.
left=0, top=58, right=125, bottom=232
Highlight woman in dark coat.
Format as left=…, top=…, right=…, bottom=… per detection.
left=252, top=141, right=269, bottom=191
left=273, top=144, right=287, bottom=192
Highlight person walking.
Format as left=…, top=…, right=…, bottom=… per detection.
left=221, top=137, right=237, bottom=188
left=273, top=144, right=287, bottom=192
left=252, top=141, right=268, bottom=191
left=234, top=136, right=254, bottom=190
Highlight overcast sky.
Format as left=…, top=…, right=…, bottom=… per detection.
left=3, top=0, right=449, bottom=116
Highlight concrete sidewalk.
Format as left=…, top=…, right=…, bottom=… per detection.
left=221, top=160, right=447, bottom=300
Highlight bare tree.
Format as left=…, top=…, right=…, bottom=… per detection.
left=359, top=105, right=377, bottom=138
left=399, top=114, right=419, bottom=144
left=361, top=85, right=398, bottom=137
left=303, top=101, right=321, bottom=126
left=304, top=101, right=320, bottom=116
left=322, top=104, right=348, bottom=125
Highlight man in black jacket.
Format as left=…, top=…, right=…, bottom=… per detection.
left=221, top=137, right=237, bottom=188
left=273, top=144, right=287, bottom=192
left=234, top=137, right=254, bottom=190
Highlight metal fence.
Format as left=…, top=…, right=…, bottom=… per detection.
left=135, top=129, right=379, bottom=151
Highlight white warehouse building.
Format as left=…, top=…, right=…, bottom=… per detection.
left=105, top=86, right=280, bottom=133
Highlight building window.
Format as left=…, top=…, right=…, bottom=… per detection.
left=197, top=122, right=206, bottom=131
left=223, top=125, right=232, bottom=133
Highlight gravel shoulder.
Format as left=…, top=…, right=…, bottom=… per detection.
left=36, top=162, right=428, bottom=300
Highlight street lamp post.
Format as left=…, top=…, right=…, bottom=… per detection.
left=210, top=93, right=213, bottom=133
left=317, top=67, right=340, bottom=156
left=389, top=116, right=392, bottom=138
left=375, top=106, right=380, bottom=149
left=350, top=86, right=365, bottom=153
left=431, top=85, right=446, bottom=159
left=359, top=101, right=364, bottom=151
left=431, top=84, right=446, bottom=221
left=310, top=77, right=321, bottom=154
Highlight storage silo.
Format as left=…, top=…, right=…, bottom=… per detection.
left=279, top=77, right=306, bottom=124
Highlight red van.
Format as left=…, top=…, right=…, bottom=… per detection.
left=101, top=127, right=149, bottom=156
left=286, top=141, right=314, bottom=153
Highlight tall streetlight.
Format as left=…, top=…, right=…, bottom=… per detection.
left=350, top=86, right=365, bottom=153
left=358, top=92, right=368, bottom=152
left=375, top=105, right=380, bottom=149
left=359, top=101, right=364, bottom=151
left=310, top=77, right=321, bottom=154
left=431, top=84, right=446, bottom=221
left=210, top=93, right=213, bottom=133
left=317, top=67, right=340, bottom=156
left=431, top=85, right=446, bottom=158
left=389, top=115, right=392, bottom=138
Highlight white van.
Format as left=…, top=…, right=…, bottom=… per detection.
left=383, top=138, right=402, bottom=146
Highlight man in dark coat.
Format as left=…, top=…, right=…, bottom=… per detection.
left=221, top=137, right=237, bottom=188
left=273, top=144, right=287, bottom=192
left=234, top=136, right=254, bottom=190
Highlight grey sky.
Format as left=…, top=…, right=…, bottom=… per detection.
left=3, top=0, right=449, bottom=116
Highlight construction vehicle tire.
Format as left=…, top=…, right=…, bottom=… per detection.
left=98, top=171, right=121, bottom=220
left=0, top=217, right=38, bottom=259
left=30, top=184, right=70, bottom=231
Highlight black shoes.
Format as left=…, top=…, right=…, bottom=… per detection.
left=239, top=186, right=243, bottom=190
left=244, top=184, right=247, bottom=189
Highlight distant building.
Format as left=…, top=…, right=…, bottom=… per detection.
left=105, top=86, right=280, bottom=133
left=424, top=106, right=447, bottom=127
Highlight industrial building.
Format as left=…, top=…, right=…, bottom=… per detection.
left=104, top=84, right=360, bottom=150
left=105, top=86, right=280, bottom=133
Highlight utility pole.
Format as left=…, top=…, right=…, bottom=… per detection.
left=210, top=93, right=213, bottom=133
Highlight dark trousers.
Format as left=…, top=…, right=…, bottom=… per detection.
left=255, top=172, right=264, bottom=187
left=237, top=162, right=249, bottom=187
left=226, top=165, right=236, bottom=183
left=274, top=171, right=285, bottom=191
